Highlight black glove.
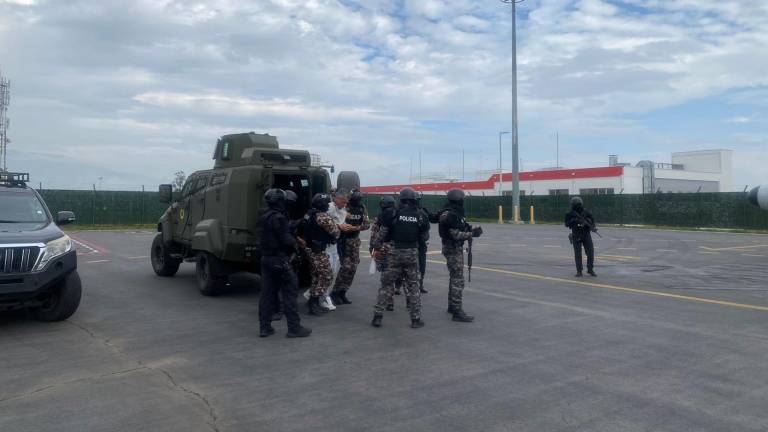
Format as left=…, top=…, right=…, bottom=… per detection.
left=472, top=226, right=483, bottom=238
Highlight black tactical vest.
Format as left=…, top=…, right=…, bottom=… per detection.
left=344, top=205, right=366, bottom=239
left=306, top=209, right=335, bottom=252
left=439, top=208, right=467, bottom=244
left=390, top=205, right=422, bottom=249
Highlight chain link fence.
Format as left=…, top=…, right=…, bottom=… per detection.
left=37, top=189, right=766, bottom=230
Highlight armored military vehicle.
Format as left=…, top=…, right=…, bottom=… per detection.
left=151, top=132, right=359, bottom=296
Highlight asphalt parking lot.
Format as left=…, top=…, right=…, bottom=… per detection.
left=2, top=224, right=768, bottom=432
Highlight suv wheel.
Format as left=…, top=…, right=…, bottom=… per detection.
left=196, top=252, right=226, bottom=296
left=151, top=233, right=182, bottom=277
left=31, top=271, right=82, bottom=322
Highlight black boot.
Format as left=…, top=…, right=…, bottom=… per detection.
left=447, top=305, right=458, bottom=314
left=330, top=291, right=342, bottom=305
left=411, top=318, right=425, bottom=329
left=587, top=269, right=597, bottom=277
left=452, top=309, right=474, bottom=323
left=419, top=279, right=428, bottom=294
left=575, top=271, right=583, bottom=277
left=337, top=291, right=352, bottom=305
left=259, top=325, right=275, bottom=338
left=371, top=314, right=383, bottom=327
left=286, top=326, right=312, bottom=338
left=386, top=304, right=394, bottom=312
left=307, top=297, right=326, bottom=316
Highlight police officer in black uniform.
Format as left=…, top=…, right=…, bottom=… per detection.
left=258, top=189, right=312, bottom=338
left=565, top=196, right=597, bottom=277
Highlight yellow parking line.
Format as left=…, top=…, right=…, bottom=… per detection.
left=126, top=256, right=149, bottom=260
left=425, top=259, right=768, bottom=313
left=700, top=244, right=768, bottom=252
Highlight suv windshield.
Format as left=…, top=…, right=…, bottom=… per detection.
left=0, top=192, right=49, bottom=223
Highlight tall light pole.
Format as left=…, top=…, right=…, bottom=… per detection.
left=501, top=0, right=523, bottom=222
left=499, top=131, right=510, bottom=196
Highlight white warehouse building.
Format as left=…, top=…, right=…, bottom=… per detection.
left=361, top=150, right=733, bottom=196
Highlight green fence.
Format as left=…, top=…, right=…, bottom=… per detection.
left=37, top=189, right=767, bottom=231
left=363, top=192, right=768, bottom=231
left=40, top=189, right=168, bottom=226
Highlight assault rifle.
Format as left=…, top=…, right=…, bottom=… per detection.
left=467, top=236, right=473, bottom=283
left=568, top=213, right=602, bottom=244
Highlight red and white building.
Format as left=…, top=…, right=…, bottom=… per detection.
left=361, top=150, right=733, bottom=196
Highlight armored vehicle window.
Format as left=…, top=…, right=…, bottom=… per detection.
left=211, top=173, right=227, bottom=186
left=195, top=176, right=209, bottom=192
left=181, top=177, right=196, bottom=197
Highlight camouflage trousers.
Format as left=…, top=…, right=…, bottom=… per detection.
left=308, top=249, right=333, bottom=298
left=442, top=244, right=465, bottom=309
left=333, top=237, right=361, bottom=293
left=374, top=248, right=421, bottom=320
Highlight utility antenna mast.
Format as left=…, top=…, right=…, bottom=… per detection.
left=0, top=67, right=10, bottom=172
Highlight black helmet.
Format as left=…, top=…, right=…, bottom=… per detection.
left=311, top=193, right=331, bottom=212
left=265, top=188, right=286, bottom=207
left=349, top=189, right=363, bottom=205
left=380, top=195, right=396, bottom=210
left=571, top=196, right=584, bottom=209
left=399, top=187, right=418, bottom=202
left=285, top=190, right=298, bottom=203
left=447, top=189, right=465, bottom=202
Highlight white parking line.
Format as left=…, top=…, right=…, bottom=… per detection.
left=741, top=254, right=765, bottom=258
left=616, top=247, right=637, bottom=251
left=656, top=249, right=677, bottom=253
left=543, top=245, right=562, bottom=248
left=85, top=259, right=111, bottom=264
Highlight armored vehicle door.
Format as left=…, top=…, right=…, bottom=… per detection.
left=272, top=171, right=313, bottom=220
left=185, top=172, right=211, bottom=239
left=175, top=174, right=198, bottom=243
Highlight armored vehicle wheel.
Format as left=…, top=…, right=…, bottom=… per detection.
left=31, top=271, right=82, bottom=322
left=336, top=171, right=360, bottom=192
left=151, top=233, right=182, bottom=277
left=196, top=252, right=226, bottom=296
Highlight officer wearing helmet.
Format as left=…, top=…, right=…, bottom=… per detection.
left=565, top=196, right=597, bottom=277
left=258, top=189, right=312, bottom=338
left=331, top=188, right=370, bottom=305
left=371, top=187, right=430, bottom=329
left=369, top=195, right=400, bottom=311
left=304, top=193, right=341, bottom=315
left=438, top=188, right=482, bottom=323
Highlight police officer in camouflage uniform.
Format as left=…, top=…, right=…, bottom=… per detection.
left=370, top=195, right=397, bottom=311
left=331, top=189, right=370, bottom=305
left=304, top=193, right=340, bottom=315
left=438, top=189, right=482, bottom=323
left=258, top=189, right=312, bottom=338
left=371, top=188, right=430, bottom=329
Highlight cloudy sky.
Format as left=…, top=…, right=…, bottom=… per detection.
left=0, top=0, right=766, bottom=190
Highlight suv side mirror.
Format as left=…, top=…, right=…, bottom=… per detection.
left=57, top=211, right=76, bottom=225
left=159, top=184, right=173, bottom=203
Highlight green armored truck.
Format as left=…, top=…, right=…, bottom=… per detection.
left=151, top=132, right=359, bottom=295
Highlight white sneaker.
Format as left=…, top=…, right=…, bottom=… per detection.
left=303, top=290, right=311, bottom=301
left=321, top=295, right=336, bottom=311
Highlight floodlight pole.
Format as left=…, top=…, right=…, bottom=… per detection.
left=501, top=0, right=524, bottom=223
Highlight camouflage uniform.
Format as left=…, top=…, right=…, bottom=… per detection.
left=439, top=210, right=473, bottom=311
left=308, top=212, right=340, bottom=297
left=372, top=206, right=429, bottom=322
left=332, top=207, right=370, bottom=293
left=370, top=218, right=395, bottom=308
